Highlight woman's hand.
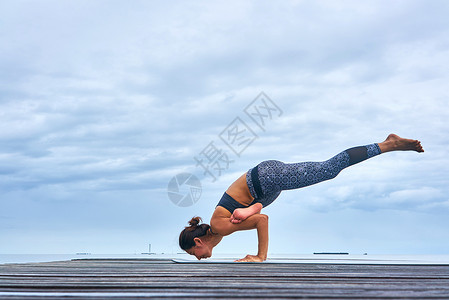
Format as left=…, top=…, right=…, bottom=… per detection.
left=235, top=254, right=265, bottom=262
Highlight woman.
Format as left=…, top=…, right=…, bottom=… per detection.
left=179, top=134, right=424, bottom=262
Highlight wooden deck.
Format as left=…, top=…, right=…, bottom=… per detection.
left=1, top=258, right=449, bottom=299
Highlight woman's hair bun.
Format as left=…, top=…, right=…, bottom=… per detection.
left=188, top=216, right=202, bottom=227
left=179, top=216, right=210, bottom=250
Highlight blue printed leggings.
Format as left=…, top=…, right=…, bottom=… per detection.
left=246, top=144, right=382, bottom=207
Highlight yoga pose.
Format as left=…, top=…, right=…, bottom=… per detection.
left=179, top=134, right=424, bottom=262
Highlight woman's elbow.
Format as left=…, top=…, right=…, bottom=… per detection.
left=258, top=214, right=269, bottom=224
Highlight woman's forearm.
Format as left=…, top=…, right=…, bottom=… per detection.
left=213, top=212, right=269, bottom=262
left=256, top=214, right=269, bottom=260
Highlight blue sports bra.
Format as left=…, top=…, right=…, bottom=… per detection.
left=216, top=192, right=258, bottom=214
left=216, top=166, right=263, bottom=214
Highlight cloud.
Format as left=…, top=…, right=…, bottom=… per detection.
left=1, top=0, right=449, bottom=254
left=386, top=187, right=444, bottom=205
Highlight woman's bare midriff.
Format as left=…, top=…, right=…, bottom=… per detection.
left=211, top=173, right=254, bottom=229
left=225, top=173, right=254, bottom=206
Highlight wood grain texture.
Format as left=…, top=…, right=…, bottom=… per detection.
left=1, top=258, right=449, bottom=299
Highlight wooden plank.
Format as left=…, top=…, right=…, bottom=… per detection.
left=1, top=259, right=449, bottom=298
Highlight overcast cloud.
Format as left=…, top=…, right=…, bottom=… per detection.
left=1, top=0, right=448, bottom=255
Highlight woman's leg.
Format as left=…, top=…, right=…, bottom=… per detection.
left=256, top=134, right=423, bottom=199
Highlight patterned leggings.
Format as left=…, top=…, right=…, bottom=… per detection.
left=246, top=144, right=382, bottom=207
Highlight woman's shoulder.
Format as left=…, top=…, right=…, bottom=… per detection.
left=210, top=207, right=232, bottom=235
left=211, top=206, right=231, bottom=219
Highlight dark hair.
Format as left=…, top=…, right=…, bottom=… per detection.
left=179, top=216, right=210, bottom=250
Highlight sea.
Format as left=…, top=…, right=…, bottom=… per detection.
left=2, top=253, right=449, bottom=265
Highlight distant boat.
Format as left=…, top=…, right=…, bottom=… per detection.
left=76, top=253, right=91, bottom=255
left=313, top=252, right=349, bottom=255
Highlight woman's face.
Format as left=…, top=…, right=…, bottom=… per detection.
left=187, top=238, right=212, bottom=260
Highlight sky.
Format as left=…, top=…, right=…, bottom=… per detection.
left=1, top=0, right=449, bottom=256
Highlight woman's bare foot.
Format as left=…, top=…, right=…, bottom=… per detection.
left=378, top=134, right=424, bottom=153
